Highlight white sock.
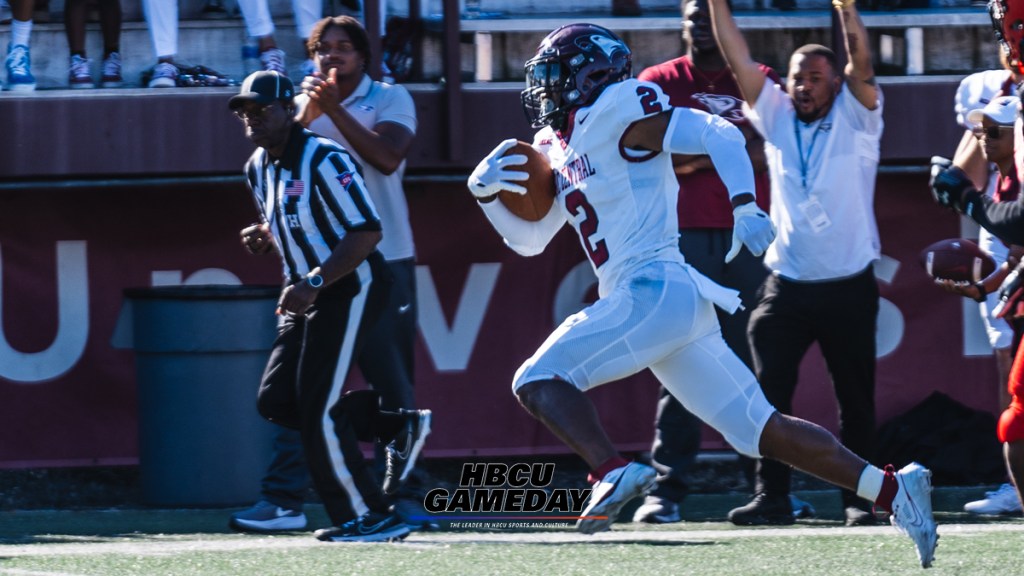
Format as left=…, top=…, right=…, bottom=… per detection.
left=10, top=18, right=32, bottom=48
left=856, top=465, right=884, bottom=502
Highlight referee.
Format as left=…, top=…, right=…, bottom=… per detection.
left=231, top=71, right=411, bottom=542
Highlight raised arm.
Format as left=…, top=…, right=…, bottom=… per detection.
left=708, top=0, right=767, bottom=106
left=834, top=0, right=878, bottom=110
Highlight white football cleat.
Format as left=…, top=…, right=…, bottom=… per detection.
left=888, top=462, right=939, bottom=568
left=577, top=462, right=656, bottom=535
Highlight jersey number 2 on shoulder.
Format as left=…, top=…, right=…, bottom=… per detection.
left=637, top=86, right=664, bottom=115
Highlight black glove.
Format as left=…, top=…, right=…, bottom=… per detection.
left=995, top=264, right=1024, bottom=319
left=930, top=161, right=974, bottom=212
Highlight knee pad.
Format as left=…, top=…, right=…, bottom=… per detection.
left=998, top=399, right=1024, bottom=443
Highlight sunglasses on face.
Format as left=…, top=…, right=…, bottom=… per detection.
left=973, top=124, right=1014, bottom=139
left=234, top=102, right=277, bottom=121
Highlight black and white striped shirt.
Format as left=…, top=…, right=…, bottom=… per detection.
left=245, top=124, right=382, bottom=285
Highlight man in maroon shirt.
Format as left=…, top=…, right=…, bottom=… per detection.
left=632, top=0, right=780, bottom=524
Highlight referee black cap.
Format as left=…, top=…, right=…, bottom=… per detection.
left=229, top=71, right=295, bottom=110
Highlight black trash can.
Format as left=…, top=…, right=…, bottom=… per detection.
left=122, top=285, right=280, bottom=507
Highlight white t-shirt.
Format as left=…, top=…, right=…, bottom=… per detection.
left=745, top=79, right=884, bottom=281
left=296, top=75, right=418, bottom=261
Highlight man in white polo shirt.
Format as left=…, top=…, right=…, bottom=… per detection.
left=710, top=0, right=884, bottom=527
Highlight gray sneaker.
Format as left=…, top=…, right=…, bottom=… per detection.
left=577, top=462, right=657, bottom=534
left=230, top=500, right=307, bottom=533
left=632, top=494, right=681, bottom=524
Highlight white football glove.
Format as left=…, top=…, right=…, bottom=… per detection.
left=467, top=138, right=530, bottom=199
left=725, top=201, right=775, bottom=263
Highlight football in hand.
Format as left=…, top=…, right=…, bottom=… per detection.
left=499, top=141, right=556, bottom=222
left=919, top=238, right=996, bottom=282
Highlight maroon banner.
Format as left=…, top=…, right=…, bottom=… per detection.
left=0, top=173, right=998, bottom=467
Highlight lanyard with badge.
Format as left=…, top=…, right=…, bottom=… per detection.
left=793, top=108, right=834, bottom=234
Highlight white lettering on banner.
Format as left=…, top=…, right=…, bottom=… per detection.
left=151, top=269, right=242, bottom=286
left=416, top=263, right=500, bottom=371
left=553, top=261, right=597, bottom=326
left=0, top=241, right=89, bottom=383
left=874, top=255, right=904, bottom=358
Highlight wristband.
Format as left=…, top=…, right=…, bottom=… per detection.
left=306, top=273, right=324, bottom=289
left=973, top=281, right=988, bottom=303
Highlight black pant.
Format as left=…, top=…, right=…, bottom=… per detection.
left=748, top=266, right=879, bottom=507
left=256, top=255, right=391, bottom=525
left=258, top=258, right=418, bottom=512
left=357, top=258, right=418, bottom=412
left=648, top=229, right=768, bottom=503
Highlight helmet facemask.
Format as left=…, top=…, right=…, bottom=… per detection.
left=520, top=24, right=633, bottom=131
left=522, top=53, right=572, bottom=130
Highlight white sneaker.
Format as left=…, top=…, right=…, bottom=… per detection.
left=148, top=61, right=178, bottom=88
left=260, top=48, right=286, bottom=75
left=888, top=462, right=939, bottom=568
left=68, top=54, right=93, bottom=89
left=577, top=462, right=656, bottom=534
left=632, top=495, right=681, bottom=524
left=963, top=483, right=1023, bottom=515
left=229, top=500, right=307, bottom=532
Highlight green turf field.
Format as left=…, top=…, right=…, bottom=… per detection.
left=0, top=488, right=1021, bottom=576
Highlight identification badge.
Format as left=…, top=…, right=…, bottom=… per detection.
left=798, top=197, right=831, bottom=233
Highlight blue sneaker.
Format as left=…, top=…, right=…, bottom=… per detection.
left=6, top=43, right=36, bottom=91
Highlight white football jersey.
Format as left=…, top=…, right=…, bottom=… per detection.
left=533, top=79, right=685, bottom=296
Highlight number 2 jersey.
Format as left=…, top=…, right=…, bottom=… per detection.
left=532, top=79, right=688, bottom=296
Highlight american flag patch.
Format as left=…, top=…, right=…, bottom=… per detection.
left=284, top=180, right=304, bottom=196
left=336, top=172, right=354, bottom=190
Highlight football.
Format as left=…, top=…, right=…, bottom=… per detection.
left=499, top=141, right=556, bottom=222
left=919, top=238, right=997, bottom=282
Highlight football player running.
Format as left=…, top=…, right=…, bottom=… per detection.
left=467, top=23, right=937, bottom=567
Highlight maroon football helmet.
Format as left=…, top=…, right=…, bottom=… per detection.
left=521, top=23, right=633, bottom=130
left=990, top=0, right=1024, bottom=74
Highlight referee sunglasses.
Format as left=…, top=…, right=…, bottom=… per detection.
left=234, top=102, right=278, bottom=121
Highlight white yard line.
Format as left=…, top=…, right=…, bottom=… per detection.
left=0, top=565, right=91, bottom=569
left=2, top=522, right=1022, bottom=557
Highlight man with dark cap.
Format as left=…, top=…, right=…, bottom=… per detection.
left=231, top=70, right=415, bottom=542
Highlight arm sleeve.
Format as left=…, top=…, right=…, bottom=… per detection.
left=478, top=199, right=566, bottom=257
left=662, top=107, right=755, bottom=200
left=963, top=191, right=1024, bottom=246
